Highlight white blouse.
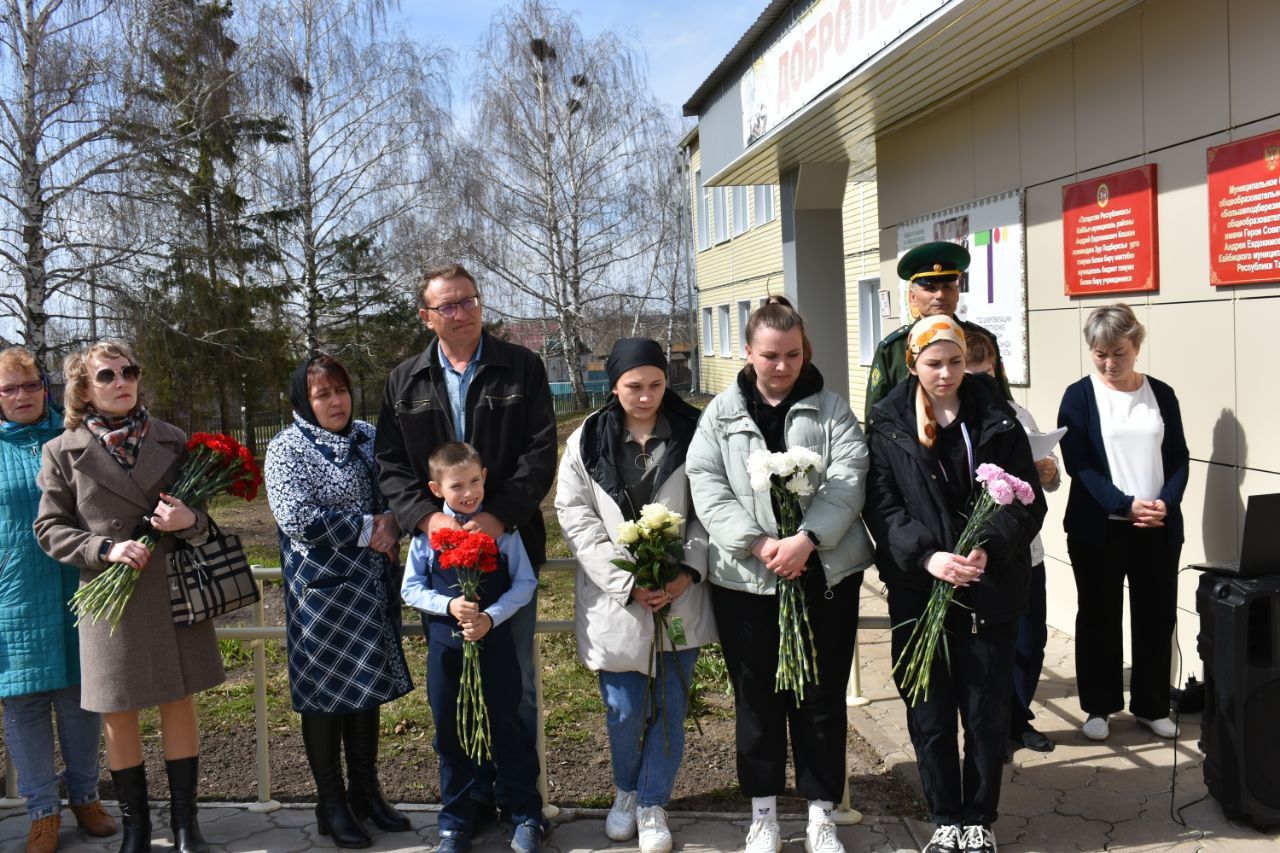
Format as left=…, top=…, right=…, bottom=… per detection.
left=1090, top=373, right=1164, bottom=519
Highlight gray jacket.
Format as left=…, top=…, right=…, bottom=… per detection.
left=686, top=383, right=874, bottom=594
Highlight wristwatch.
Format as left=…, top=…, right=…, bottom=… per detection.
left=801, top=528, right=821, bottom=548
left=98, top=539, right=114, bottom=562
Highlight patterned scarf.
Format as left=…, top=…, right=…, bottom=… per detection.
left=83, top=407, right=151, bottom=471
left=906, top=317, right=967, bottom=449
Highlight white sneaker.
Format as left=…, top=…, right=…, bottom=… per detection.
left=960, top=824, right=998, bottom=852
left=744, top=817, right=782, bottom=853
left=637, top=805, right=673, bottom=853
left=922, top=824, right=963, bottom=853
left=1081, top=714, right=1110, bottom=741
left=605, top=789, right=637, bottom=841
left=804, top=816, right=845, bottom=853
left=1135, top=715, right=1179, bottom=738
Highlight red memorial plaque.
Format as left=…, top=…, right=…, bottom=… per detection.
left=1063, top=165, right=1158, bottom=296
left=1208, top=129, right=1280, bottom=286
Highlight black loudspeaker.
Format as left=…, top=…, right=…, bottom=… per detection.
left=1196, top=573, right=1280, bottom=828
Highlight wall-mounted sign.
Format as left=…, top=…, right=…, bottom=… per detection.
left=1062, top=165, right=1158, bottom=296
left=1207, top=129, right=1280, bottom=286
left=897, top=190, right=1028, bottom=385
left=740, top=0, right=948, bottom=147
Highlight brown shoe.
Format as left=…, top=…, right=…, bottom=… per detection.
left=26, top=814, right=60, bottom=853
left=70, top=800, right=118, bottom=837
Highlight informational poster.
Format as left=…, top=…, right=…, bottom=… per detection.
left=1207, top=129, right=1280, bottom=286
left=1062, top=165, right=1158, bottom=296
left=896, top=190, right=1028, bottom=385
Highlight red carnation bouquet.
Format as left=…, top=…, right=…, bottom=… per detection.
left=430, top=528, right=501, bottom=762
left=70, top=432, right=263, bottom=632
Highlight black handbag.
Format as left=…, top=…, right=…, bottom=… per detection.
left=167, top=519, right=260, bottom=625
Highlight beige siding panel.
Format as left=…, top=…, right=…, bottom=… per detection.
left=1072, top=7, right=1144, bottom=173
left=1233, top=296, right=1280, bottom=473
left=1018, top=43, right=1077, bottom=186
left=1024, top=308, right=1081, bottom=441
left=1150, top=132, right=1230, bottom=305
left=1147, top=300, right=1235, bottom=465
left=1228, top=0, right=1280, bottom=126
left=1025, top=180, right=1072, bottom=311
left=1141, top=0, right=1231, bottom=152
left=971, top=77, right=1022, bottom=198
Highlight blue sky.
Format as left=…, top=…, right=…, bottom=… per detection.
left=401, top=0, right=761, bottom=118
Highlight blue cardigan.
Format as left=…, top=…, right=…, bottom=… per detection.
left=1057, top=375, right=1190, bottom=546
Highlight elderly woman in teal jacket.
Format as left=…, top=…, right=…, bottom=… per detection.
left=0, top=347, right=115, bottom=853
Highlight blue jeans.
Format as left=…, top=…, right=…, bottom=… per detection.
left=599, top=648, right=699, bottom=807
left=472, top=587, right=540, bottom=810
left=2, top=685, right=103, bottom=818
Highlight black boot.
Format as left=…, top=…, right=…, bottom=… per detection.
left=166, top=756, right=209, bottom=853
left=109, top=764, right=151, bottom=853
left=302, top=712, right=372, bottom=848
left=344, top=708, right=412, bottom=832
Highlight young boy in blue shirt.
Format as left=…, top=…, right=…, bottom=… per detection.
left=402, top=441, right=546, bottom=853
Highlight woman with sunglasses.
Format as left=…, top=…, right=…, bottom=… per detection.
left=1, top=347, right=116, bottom=853
left=35, top=340, right=225, bottom=853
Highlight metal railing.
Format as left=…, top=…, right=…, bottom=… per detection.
left=3, top=559, right=879, bottom=823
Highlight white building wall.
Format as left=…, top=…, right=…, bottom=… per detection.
left=875, top=0, right=1280, bottom=678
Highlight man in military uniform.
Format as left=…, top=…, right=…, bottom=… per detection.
left=864, top=241, right=1010, bottom=420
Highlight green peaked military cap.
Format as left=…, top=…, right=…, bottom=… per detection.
left=898, top=241, right=971, bottom=283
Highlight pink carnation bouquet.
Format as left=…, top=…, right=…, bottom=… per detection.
left=892, top=463, right=1036, bottom=705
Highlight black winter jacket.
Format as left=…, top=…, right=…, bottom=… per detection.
left=864, top=373, right=1046, bottom=626
left=375, top=332, right=558, bottom=565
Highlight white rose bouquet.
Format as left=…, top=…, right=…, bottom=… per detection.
left=613, top=502, right=700, bottom=750
left=747, top=447, right=825, bottom=702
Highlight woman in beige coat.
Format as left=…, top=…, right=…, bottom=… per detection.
left=554, top=339, right=716, bottom=853
left=35, top=340, right=225, bottom=853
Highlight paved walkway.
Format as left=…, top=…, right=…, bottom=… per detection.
left=3, top=582, right=1278, bottom=851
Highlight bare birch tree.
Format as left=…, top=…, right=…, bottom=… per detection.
left=0, top=0, right=146, bottom=364
left=462, top=0, right=670, bottom=406
left=245, top=0, right=451, bottom=352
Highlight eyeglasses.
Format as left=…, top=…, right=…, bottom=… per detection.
left=92, top=365, right=142, bottom=385
left=0, top=380, right=43, bottom=398
left=426, top=295, right=480, bottom=319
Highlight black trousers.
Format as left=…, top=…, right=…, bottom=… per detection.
left=711, top=570, right=861, bottom=802
left=1067, top=521, right=1179, bottom=720
left=888, top=584, right=1016, bottom=827
left=1009, top=562, right=1048, bottom=734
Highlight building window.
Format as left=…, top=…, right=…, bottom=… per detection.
left=702, top=306, right=714, bottom=355
left=713, top=186, right=728, bottom=244
left=858, top=278, right=882, bottom=365
left=732, top=185, right=750, bottom=236
left=695, top=170, right=709, bottom=251
left=754, top=185, right=776, bottom=225
left=718, top=304, right=731, bottom=357
left=738, top=300, right=752, bottom=357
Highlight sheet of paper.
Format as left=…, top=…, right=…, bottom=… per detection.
left=1028, top=427, right=1067, bottom=460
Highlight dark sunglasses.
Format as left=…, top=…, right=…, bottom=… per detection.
left=0, top=380, right=44, bottom=398
left=93, top=365, right=142, bottom=385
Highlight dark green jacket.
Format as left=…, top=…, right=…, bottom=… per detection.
left=864, top=318, right=1011, bottom=420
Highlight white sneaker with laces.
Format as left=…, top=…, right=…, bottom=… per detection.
left=637, top=805, right=673, bottom=853
left=605, top=789, right=637, bottom=841
left=1135, top=715, right=1179, bottom=738
left=960, top=824, right=997, bottom=852
left=744, top=817, right=782, bottom=853
left=804, top=816, right=845, bottom=853
left=922, top=824, right=962, bottom=853
left=1081, top=714, right=1110, bottom=741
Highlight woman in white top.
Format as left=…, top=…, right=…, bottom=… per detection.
left=1057, top=304, right=1189, bottom=742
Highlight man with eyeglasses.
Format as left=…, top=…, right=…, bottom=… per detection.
left=376, top=263, right=556, bottom=831
left=864, top=241, right=1010, bottom=421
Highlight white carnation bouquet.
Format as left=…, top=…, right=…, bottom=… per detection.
left=747, top=447, right=825, bottom=701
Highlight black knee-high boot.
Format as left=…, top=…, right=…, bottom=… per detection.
left=344, top=708, right=412, bottom=832
left=301, top=712, right=371, bottom=848
left=110, top=764, right=151, bottom=853
left=166, top=756, right=209, bottom=853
